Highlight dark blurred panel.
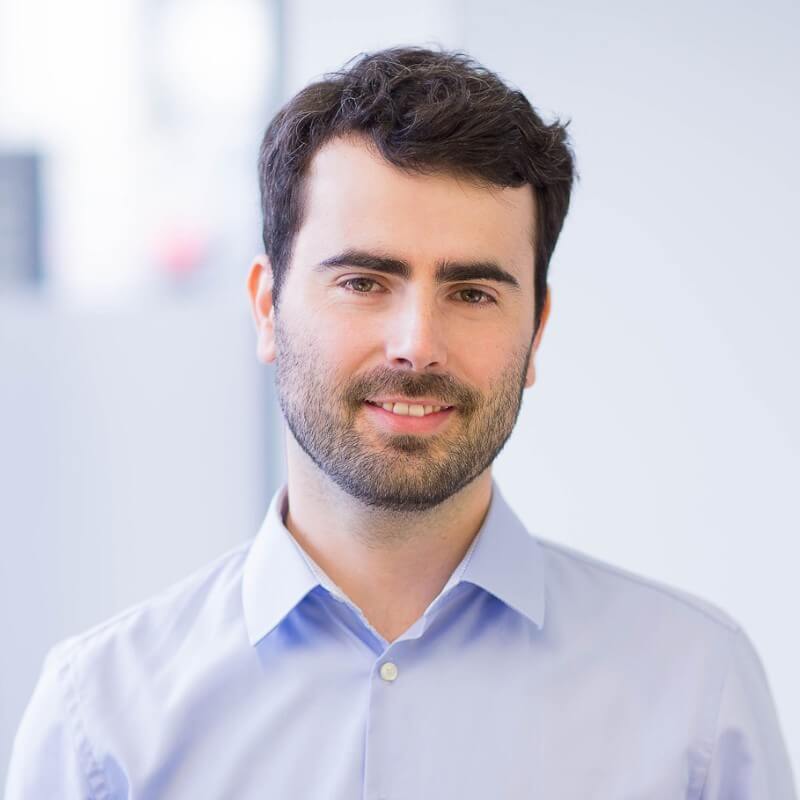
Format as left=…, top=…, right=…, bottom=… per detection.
left=0, top=152, right=42, bottom=288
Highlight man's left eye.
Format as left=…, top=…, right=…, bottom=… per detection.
left=457, top=288, right=495, bottom=305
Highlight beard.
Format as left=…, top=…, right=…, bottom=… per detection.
left=273, top=316, right=531, bottom=512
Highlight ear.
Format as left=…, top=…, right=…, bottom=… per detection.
left=247, top=255, right=277, bottom=364
left=524, top=285, right=551, bottom=388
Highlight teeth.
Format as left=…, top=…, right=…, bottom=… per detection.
left=369, top=401, right=448, bottom=417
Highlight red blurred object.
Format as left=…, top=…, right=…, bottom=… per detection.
left=154, top=226, right=208, bottom=278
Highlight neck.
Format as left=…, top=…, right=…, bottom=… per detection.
left=281, top=432, right=493, bottom=643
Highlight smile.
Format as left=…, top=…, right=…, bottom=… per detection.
left=365, top=400, right=452, bottom=417
left=362, top=400, right=456, bottom=434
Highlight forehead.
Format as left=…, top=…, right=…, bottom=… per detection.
left=291, top=135, right=536, bottom=275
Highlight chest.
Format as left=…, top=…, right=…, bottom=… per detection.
left=107, top=618, right=709, bottom=799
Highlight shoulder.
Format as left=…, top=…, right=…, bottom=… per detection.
left=530, top=535, right=749, bottom=735
left=51, top=536, right=255, bottom=677
left=7, top=539, right=257, bottom=794
left=533, top=534, right=742, bottom=640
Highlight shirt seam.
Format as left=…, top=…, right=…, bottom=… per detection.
left=64, top=540, right=253, bottom=654
left=57, top=641, right=112, bottom=800
left=535, top=538, right=739, bottom=633
left=691, top=624, right=739, bottom=800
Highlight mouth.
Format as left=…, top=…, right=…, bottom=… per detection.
left=364, top=399, right=454, bottom=418
left=362, top=399, right=456, bottom=434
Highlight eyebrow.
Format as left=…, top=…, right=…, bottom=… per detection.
left=314, top=248, right=521, bottom=290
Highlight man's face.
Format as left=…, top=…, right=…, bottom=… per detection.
left=249, top=135, right=548, bottom=512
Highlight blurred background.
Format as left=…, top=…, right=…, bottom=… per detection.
left=1, top=0, right=798, bottom=785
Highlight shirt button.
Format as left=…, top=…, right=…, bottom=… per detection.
left=380, top=661, right=399, bottom=682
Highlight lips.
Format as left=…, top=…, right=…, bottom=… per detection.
left=362, top=400, right=455, bottom=432
left=365, top=400, right=452, bottom=417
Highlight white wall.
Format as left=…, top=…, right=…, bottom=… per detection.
left=282, top=0, right=464, bottom=95
left=0, top=0, right=284, bottom=784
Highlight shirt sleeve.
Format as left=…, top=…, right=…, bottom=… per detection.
left=700, top=626, right=797, bottom=799
left=4, top=644, right=99, bottom=800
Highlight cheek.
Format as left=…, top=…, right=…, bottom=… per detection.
left=302, top=319, right=377, bottom=386
left=447, top=356, right=501, bottom=407
left=454, top=330, right=511, bottom=373
left=314, top=302, right=385, bottom=356
left=464, top=337, right=531, bottom=396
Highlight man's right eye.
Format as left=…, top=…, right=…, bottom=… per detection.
left=340, top=277, right=381, bottom=294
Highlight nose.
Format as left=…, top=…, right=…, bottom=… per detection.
left=384, top=292, right=447, bottom=372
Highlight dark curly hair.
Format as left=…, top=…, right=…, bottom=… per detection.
left=258, top=45, right=576, bottom=336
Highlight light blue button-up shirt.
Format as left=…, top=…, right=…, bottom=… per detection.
left=6, top=482, right=796, bottom=798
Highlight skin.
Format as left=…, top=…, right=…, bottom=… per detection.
left=247, top=134, right=551, bottom=643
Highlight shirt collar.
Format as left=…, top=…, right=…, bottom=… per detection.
left=242, top=479, right=546, bottom=647
left=458, top=480, right=546, bottom=629
left=242, top=485, right=318, bottom=646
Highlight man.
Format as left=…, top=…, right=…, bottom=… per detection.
left=6, top=46, right=796, bottom=799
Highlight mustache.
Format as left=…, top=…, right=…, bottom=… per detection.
left=345, top=368, right=478, bottom=410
